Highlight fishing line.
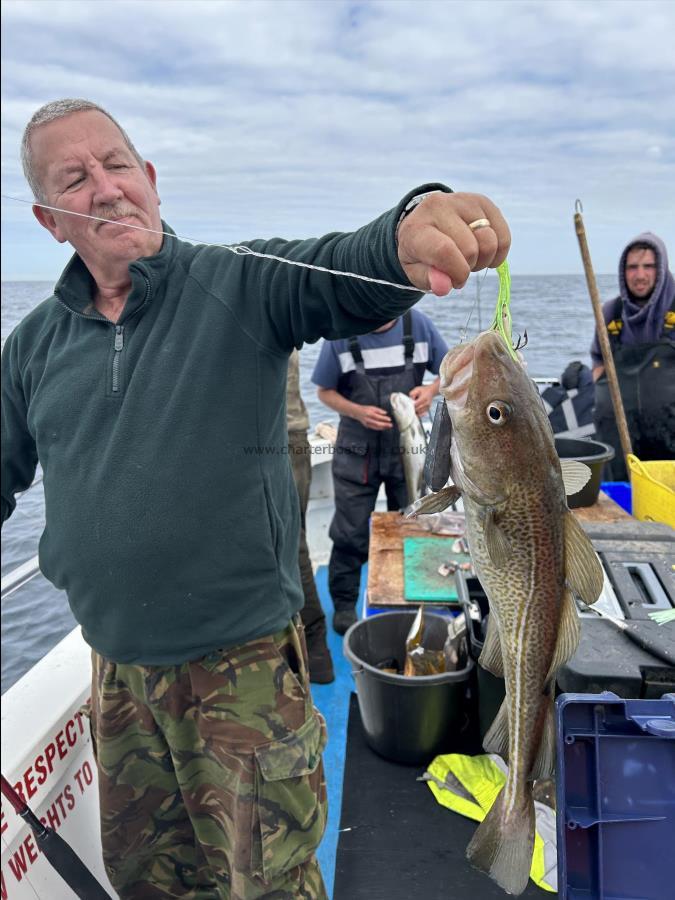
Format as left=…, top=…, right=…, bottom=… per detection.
left=1, top=194, right=424, bottom=294
left=459, top=268, right=490, bottom=343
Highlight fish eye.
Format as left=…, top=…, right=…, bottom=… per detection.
left=486, top=401, right=511, bottom=425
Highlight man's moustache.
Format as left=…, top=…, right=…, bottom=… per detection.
left=95, top=208, right=139, bottom=224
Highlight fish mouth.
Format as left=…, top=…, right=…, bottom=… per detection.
left=474, top=330, right=524, bottom=375
left=441, top=332, right=524, bottom=412
left=390, top=393, right=415, bottom=430
left=441, top=343, right=475, bottom=411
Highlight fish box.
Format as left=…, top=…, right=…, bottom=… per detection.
left=600, top=480, right=632, bottom=515
left=558, top=522, right=675, bottom=699
left=556, top=692, right=675, bottom=900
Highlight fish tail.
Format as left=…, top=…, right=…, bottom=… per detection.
left=466, top=782, right=535, bottom=896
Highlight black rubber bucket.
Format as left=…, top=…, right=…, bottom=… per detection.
left=555, top=436, right=615, bottom=508
left=343, top=611, right=474, bottom=765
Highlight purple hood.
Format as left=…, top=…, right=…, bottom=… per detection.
left=617, top=232, right=675, bottom=344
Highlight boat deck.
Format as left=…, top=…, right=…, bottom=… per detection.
left=311, top=564, right=368, bottom=898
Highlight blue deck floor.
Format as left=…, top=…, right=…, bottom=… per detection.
left=309, top=564, right=367, bottom=900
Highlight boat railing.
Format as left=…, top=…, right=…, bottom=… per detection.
left=1, top=474, right=43, bottom=600
left=1, top=552, right=41, bottom=600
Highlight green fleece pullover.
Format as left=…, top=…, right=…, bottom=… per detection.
left=1, top=184, right=449, bottom=664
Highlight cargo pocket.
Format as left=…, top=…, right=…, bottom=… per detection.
left=253, top=710, right=328, bottom=882
left=333, top=441, right=370, bottom=485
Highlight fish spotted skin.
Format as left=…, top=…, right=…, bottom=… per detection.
left=414, top=330, right=602, bottom=896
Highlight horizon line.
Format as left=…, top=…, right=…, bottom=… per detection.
left=1, top=272, right=616, bottom=283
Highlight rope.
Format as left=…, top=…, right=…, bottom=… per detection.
left=1, top=194, right=424, bottom=293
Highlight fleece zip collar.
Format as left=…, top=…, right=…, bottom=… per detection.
left=53, top=220, right=179, bottom=324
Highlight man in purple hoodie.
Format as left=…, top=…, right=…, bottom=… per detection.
left=591, top=233, right=675, bottom=480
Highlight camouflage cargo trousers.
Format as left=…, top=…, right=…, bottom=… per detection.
left=89, top=616, right=329, bottom=899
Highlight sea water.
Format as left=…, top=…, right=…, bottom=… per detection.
left=1, top=273, right=617, bottom=692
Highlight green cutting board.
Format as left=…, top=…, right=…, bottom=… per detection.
left=403, top=536, right=471, bottom=603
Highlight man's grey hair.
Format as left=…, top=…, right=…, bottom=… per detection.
left=21, top=99, right=145, bottom=202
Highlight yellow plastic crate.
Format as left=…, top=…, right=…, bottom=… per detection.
left=627, top=454, right=675, bottom=528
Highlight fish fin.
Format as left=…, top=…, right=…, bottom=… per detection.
left=406, top=485, right=461, bottom=516
left=545, top=588, right=581, bottom=681
left=483, top=697, right=509, bottom=760
left=530, top=693, right=557, bottom=781
left=559, top=459, right=592, bottom=497
left=564, top=511, right=604, bottom=605
left=478, top=614, right=504, bottom=677
left=405, top=606, right=424, bottom=649
left=466, top=784, right=535, bottom=897
left=485, top=508, right=512, bottom=567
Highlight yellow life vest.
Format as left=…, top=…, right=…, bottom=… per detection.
left=423, top=753, right=557, bottom=893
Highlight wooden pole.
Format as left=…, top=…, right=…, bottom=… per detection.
left=573, top=201, right=633, bottom=467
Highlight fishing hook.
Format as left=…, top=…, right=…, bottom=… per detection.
left=512, top=330, right=528, bottom=352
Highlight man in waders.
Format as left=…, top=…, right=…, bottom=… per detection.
left=590, top=233, right=675, bottom=480
left=311, top=309, right=448, bottom=634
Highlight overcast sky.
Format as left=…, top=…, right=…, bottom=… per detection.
left=2, top=0, right=674, bottom=280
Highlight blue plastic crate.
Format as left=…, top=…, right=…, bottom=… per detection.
left=600, top=481, right=632, bottom=514
left=556, top=692, right=675, bottom=900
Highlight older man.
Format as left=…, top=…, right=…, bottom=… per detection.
left=1, top=98, right=510, bottom=899
left=591, top=233, right=675, bottom=480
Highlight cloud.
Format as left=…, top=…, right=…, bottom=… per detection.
left=2, top=0, right=674, bottom=278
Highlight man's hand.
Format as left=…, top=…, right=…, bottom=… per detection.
left=316, top=387, right=393, bottom=430
left=397, top=192, right=511, bottom=296
left=409, top=384, right=436, bottom=417
left=355, top=405, right=393, bottom=431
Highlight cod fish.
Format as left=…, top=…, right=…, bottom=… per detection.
left=390, top=391, right=427, bottom=505
left=410, top=331, right=602, bottom=896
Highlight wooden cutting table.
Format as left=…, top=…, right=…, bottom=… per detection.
left=366, top=492, right=631, bottom=609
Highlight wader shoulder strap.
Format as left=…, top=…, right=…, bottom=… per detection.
left=606, top=297, right=623, bottom=347
left=402, top=310, right=414, bottom=369
left=349, top=315, right=413, bottom=374
left=663, top=295, right=675, bottom=334
left=348, top=336, right=366, bottom=375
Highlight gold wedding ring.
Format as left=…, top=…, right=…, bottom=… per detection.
left=468, top=218, right=491, bottom=231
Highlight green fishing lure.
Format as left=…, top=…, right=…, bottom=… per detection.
left=490, top=260, right=518, bottom=360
